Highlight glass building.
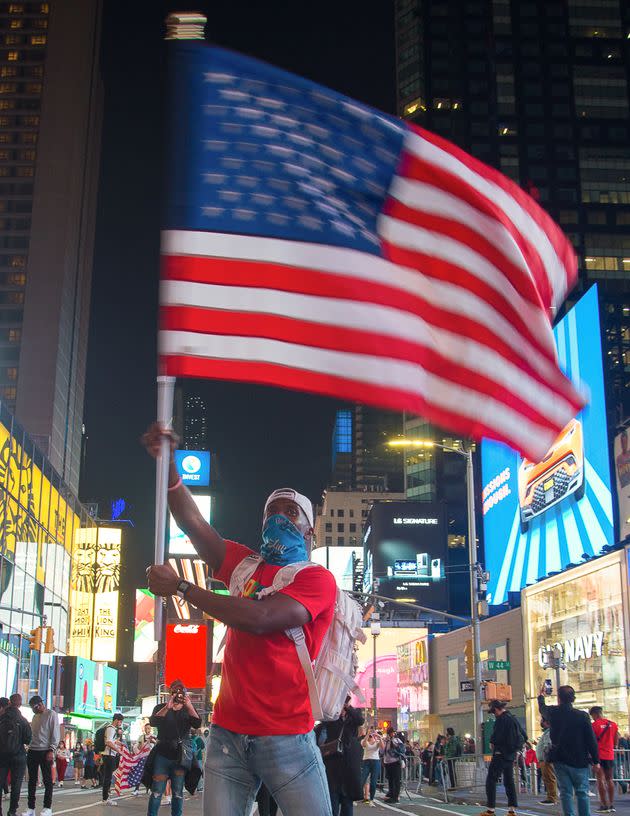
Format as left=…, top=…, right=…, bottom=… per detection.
left=0, top=399, right=98, bottom=700
left=394, top=0, right=630, bottom=426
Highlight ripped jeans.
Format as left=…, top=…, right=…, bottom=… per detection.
left=147, top=752, right=186, bottom=816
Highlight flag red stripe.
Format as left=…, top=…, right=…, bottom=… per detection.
left=161, top=354, right=556, bottom=460
left=408, top=124, right=577, bottom=302
left=160, top=305, right=576, bottom=431
left=399, top=150, right=557, bottom=312
left=161, top=254, right=567, bottom=388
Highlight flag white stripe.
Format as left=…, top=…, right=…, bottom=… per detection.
left=378, top=213, right=554, bottom=351
left=404, top=130, right=568, bottom=307
left=161, top=231, right=568, bottom=393
left=162, top=278, right=576, bottom=426
left=160, top=329, right=558, bottom=455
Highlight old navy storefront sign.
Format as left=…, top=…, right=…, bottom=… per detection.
left=174, top=449, right=211, bottom=486
left=538, top=631, right=604, bottom=667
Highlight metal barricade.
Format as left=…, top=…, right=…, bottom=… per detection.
left=589, top=749, right=630, bottom=787
left=436, top=755, right=489, bottom=803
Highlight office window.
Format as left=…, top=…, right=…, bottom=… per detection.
left=559, top=210, right=578, bottom=224
left=337, top=537, right=344, bottom=546
left=587, top=211, right=606, bottom=225
left=7, top=52, right=19, bottom=62
left=349, top=523, right=357, bottom=533
left=616, top=213, right=630, bottom=226
left=568, top=0, right=622, bottom=39
left=584, top=234, right=630, bottom=278
left=580, top=148, right=630, bottom=204
left=574, top=67, right=628, bottom=119
left=349, top=509, right=354, bottom=518
left=6, top=367, right=16, bottom=381
left=8, top=329, right=21, bottom=343
left=325, top=523, right=332, bottom=533
left=337, top=523, right=344, bottom=533
left=337, top=509, right=344, bottom=517
left=325, top=536, right=332, bottom=546
left=30, top=36, right=46, bottom=46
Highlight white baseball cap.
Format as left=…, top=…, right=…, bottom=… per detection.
left=263, top=488, right=314, bottom=528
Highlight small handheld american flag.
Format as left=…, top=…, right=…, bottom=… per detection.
left=160, top=43, right=584, bottom=462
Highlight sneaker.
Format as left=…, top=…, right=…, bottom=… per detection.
left=507, top=810, right=517, bottom=816
left=609, top=808, right=616, bottom=813
left=41, top=809, right=53, bottom=816
left=363, top=801, right=371, bottom=805
left=539, top=801, right=556, bottom=805
left=368, top=803, right=377, bottom=809
left=22, top=811, right=35, bottom=816
left=105, top=801, right=118, bottom=807
left=596, top=807, right=610, bottom=813
left=58, top=783, right=63, bottom=788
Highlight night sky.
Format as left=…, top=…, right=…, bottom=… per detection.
left=80, top=1, right=396, bottom=608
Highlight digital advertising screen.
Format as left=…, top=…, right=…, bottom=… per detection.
left=174, top=450, right=211, bottom=487
left=481, top=285, right=614, bottom=606
left=168, top=495, right=212, bottom=555
left=72, top=657, right=118, bottom=718
left=614, top=429, right=630, bottom=541
left=165, top=623, right=207, bottom=688
left=133, top=588, right=157, bottom=663
left=363, top=501, right=448, bottom=608
left=310, top=546, right=361, bottom=591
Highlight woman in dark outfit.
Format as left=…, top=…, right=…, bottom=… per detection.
left=315, top=697, right=365, bottom=816
left=147, top=679, right=201, bottom=816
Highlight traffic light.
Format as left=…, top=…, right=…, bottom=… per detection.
left=29, top=627, right=42, bottom=651
left=464, top=638, right=474, bottom=679
left=44, top=627, right=55, bottom=654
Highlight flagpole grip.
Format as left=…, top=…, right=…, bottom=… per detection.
left=154, top=375, right=176, bottom=644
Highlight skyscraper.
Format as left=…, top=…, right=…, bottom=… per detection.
left=0, top=0, right=102, bottom=493
left=394, top=0, right=630, bottom=422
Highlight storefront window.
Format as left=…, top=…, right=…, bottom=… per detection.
left=524, top=558, right=628, bottom=734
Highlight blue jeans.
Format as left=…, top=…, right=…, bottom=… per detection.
left=203, top=724, right=332, bottom=816
left=147, top=753, right=186, bottom=816
left=361, top=759, right=381, bottom=800
left=554, top=763, right=591, bottom=816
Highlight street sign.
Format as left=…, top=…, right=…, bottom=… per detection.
left=460, top=680, right=475, bottom=693
left=487, top=660, right=510, bottom=671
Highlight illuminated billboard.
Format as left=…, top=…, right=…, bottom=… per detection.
left=310, top=546, right=361, bottom=591
left=134, top=588, right=157, bottom=663
left=614, top=429, right=630, bottom=541
left=174, top=449, right=211, bottom=487
left=168, top=496, right=212, bottom=555
left=72, top=657, right=118, bottom=718
left=481, top=285, right=613, bottom=606
left=69, top=527, right=97, bottom=658
left=363, top=502, right=448, bottom=608
left=165, top=623, right=207, bottom=688
left=91, top=527, right=121, bottom=662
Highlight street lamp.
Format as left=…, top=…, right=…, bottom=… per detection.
left=387, top=437, right=484, bottom=759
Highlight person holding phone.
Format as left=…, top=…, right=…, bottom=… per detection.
left=147, top=679, right=201, bottom=816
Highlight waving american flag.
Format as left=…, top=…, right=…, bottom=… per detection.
left=114, top=743, right=152, bottom=796
left=160, top=43, right=584, bottom=462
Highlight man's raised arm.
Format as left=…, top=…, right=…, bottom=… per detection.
left=142, top=423, right=225, bottom=573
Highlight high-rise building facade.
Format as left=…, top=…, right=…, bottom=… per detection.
left=0, top=0, right=102, bottom=493
left=330, top=406, right=404, bottom=492
left=394, top=0, right=630, bottom=423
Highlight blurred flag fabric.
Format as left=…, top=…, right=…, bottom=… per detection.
left=114, top=742, right=151, bottom=796
left=160, top=42, right=584, bottom=462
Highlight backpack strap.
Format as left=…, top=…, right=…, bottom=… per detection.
left=228, top=553, right=263, bottom=597
left=286, top=625, right=324, bottom=722
left=255, top=561, right=316, bottom=598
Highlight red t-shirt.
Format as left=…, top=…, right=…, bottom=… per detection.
left=212, top=539, right=336, bottom=736
left=592, top=718, right=618, bottom=761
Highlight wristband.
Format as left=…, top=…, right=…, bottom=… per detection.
left=168, top=476, right=182, bottom=492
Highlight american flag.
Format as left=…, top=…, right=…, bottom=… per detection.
left=160, top=43, right=584, bottom=461
left=113, top=743, right=151, bottom=796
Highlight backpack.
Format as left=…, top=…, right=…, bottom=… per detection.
left=229, top=554, right=367, bottom=721
left=93, top=725, right=107, bottom=753
left=0, top=712, right=23, bottom=755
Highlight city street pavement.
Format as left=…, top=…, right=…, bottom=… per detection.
left=35, top=783, right=630, bottom=816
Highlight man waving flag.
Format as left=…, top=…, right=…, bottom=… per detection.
left=160, top=42, right=584, bottom=462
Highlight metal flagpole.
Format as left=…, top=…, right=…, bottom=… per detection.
left=154, top=376, right=176, bottom=646
left=466, top=446, right=484, bottom=765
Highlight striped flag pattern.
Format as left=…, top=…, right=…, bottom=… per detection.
left=113, top=743, right=151, bottom=796
left=160, top=43, right=584, bottom=462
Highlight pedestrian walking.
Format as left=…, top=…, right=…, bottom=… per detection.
left=81, top=741, right=97, bottom=788
left=72, top=743, right=84, bottom=785
left=590, top=707, right=619, bottom=813
left=100, top=713, right=125, bottom=806
left=144, top=424, right=337, bottom=816
left=145, top=679, right=202, bottom=816
left=479, top=699, right=527, bottom=816
left=54, top=742, right=69, bottom=788
left=445, top=727, right=462, bottom=788
left=0, top=693, right=31, bottom=816
left=537, top=718, right=558, bottom=805
left=315, top=696, right=364, bottom=816
left=432, top=735, right=446, bottom=786
left=24, top=695, right=59, bottom=816
left=382, top=727, right=405, bottom=804
left=360, top=728, right=384, bottom=806
left=538, top=684, right=599, bottom=816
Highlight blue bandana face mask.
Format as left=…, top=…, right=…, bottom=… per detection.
left=261, top=514, right=308, bottom=566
